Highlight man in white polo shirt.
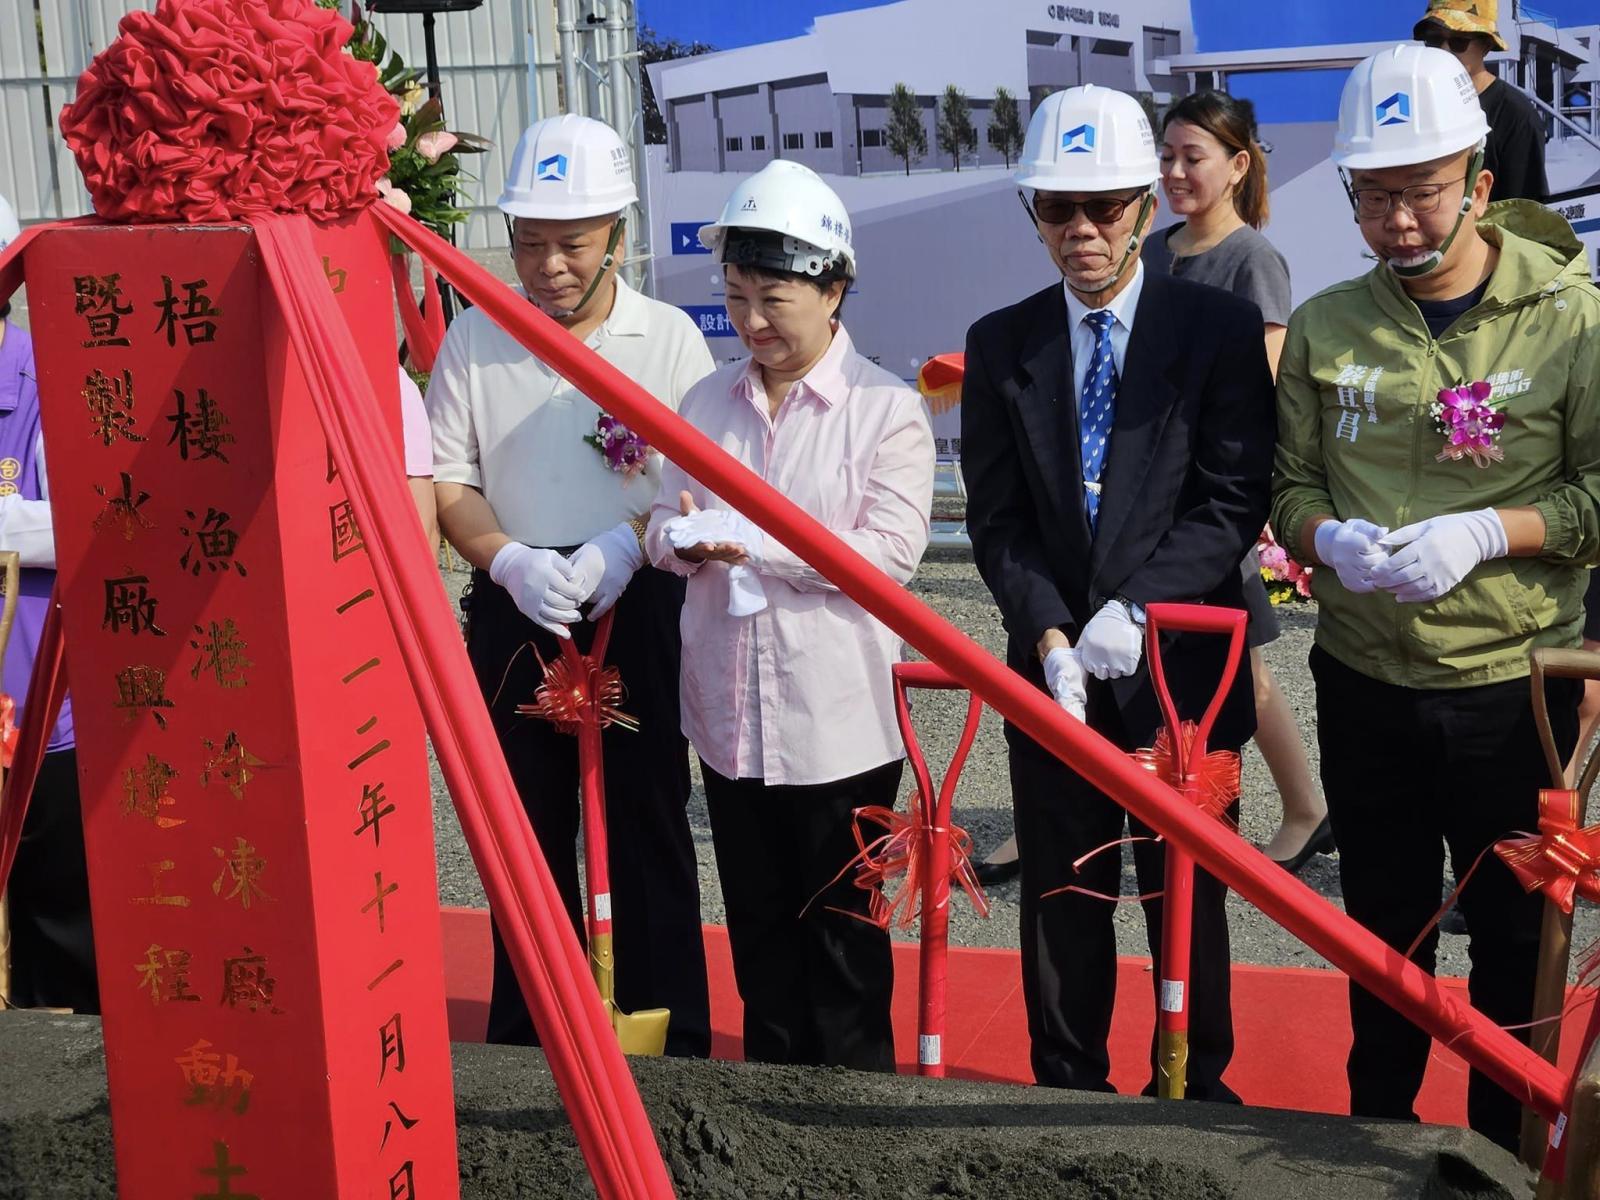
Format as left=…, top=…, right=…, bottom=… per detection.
left=427, top=114, right=715, bottom=1056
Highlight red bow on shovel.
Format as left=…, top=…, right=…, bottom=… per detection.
left=1130, top=721, right=1242, bottom=827
left=1495, top=789, right=1600, bottom=916
left=519, top=612, right=667, bottom=1057
left=0, top=695, right=17, bottom=771
left=842, top=804, right=990, bottom=932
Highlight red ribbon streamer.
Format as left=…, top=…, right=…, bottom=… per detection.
left=1494, top=789, right=1600, bottom=915
left=1129, top=720, right=1241, bottom=821
left=390, top=253, right=446, bottom=373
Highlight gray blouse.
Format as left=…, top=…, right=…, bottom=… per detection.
left=1141, top=223, right=1291, bottom=326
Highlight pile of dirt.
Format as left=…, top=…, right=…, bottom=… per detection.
left=0, top=1013, right=1533, bottom=1199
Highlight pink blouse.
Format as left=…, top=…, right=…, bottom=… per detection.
left=646, top=328, right=934, bottom=786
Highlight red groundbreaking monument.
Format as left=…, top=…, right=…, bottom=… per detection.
left=27, top=217, right=457, bottom=1198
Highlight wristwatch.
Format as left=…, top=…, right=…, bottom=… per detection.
left=1113, top=594, right=1147, bottom=627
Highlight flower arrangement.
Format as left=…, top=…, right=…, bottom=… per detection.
left=320, top=0, right=490, bottom=237
left=1257, top=525, right=1313, bottom=605
left=1430, top=380, right=1505, bottom=468
left=583, top=413, right=649, bottom=478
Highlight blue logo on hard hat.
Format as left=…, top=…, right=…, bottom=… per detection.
left=536, top=154, right=569, bottom=181
left=1375, top=92, right=1411, bottom=127
left=1060, top=124, right=1096, bottom=153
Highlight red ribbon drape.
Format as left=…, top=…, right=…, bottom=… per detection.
left=1495, top=788, right=1600, bottom=915
left=254, top=212, right=671, bottom=1199
left=1129, top=720, right=1241, bottom=821
left=390, top=252, right=445, bottom=373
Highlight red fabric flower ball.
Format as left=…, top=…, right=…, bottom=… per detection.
left=59, top=0, right=400, bottom=223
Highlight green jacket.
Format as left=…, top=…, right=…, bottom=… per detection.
left=1271, top=202, right=1600, bottom=689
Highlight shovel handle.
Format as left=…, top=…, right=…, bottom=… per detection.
left=557, top=609, right=616, bottom=675
left=1142, top=603, right=1248, bottom=771
left=1530, top=648, right=1600, bottom=794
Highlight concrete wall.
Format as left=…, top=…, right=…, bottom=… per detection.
left=669, top=94, right=717, bottom=172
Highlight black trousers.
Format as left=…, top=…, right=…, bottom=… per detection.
left=8, top=747, right=100, bottom=1013
left=466, top=564, right=710, bottom=1057
left=1009, top=690, right=1239, bottom=1101
left=702, top=758, right=900, bottom=1072
left=1311, top=646, right=1579, bottom=1151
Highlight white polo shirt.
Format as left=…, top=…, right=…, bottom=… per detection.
left=426, top=276, right=715, bottom=547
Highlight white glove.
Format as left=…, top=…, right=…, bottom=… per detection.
left=1312, top=518, right=1391, bottom=595
left=1077, top=601, right=1144, bottom=681
left=1042, top=646, right=1088, bottom=721
left=663, top=508, right=765, bottom=565
left=568, top=522, right=646, bottom=619
left=663, top=507, right=769, bottom=617
left=1370, top=509, right=1508, bottom=604
left=489, top=542, right=586, bottom=639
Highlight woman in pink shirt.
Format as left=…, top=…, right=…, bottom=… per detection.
left=647, top=162, right=934, bottom=1071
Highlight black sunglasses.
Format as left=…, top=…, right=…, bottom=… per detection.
left=1024, top=189, right=1148, bottom=226
left=1423, top=32, right=1482, bottom=53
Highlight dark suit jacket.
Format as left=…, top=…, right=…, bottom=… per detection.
left=962, top=273, right=1276, bottom=752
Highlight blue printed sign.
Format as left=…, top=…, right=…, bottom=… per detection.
left=670, top=222, right=713, bottom=255
left=681, top=305, right=738, bottom=336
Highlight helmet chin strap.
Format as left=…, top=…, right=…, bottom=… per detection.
left=1072, top=192, right=1154, bottom=296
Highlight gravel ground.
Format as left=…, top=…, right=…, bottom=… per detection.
left=426, top=547, right=1600, bottom=981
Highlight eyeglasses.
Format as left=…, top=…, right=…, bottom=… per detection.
left=1349, top=177, right=1468, bottom=219
left=1027, top=190, right=1147, bottom=226
left=1423, top=33, right=1479, bottom=53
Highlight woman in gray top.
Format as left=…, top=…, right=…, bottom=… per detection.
left=1143, top=91, right=1333, bottom=875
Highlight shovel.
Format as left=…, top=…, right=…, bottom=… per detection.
left=559, top=611, right=671, bottom=1056
left=1143, top=602, right=1249, bottom=1100
left=1522, top=648, right=1600, bottom=1172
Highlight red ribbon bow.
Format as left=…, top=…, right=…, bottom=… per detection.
left=1129, top=720, right=1241, bottom=821
left=517, top=651, right=638, bottom=737
left=1494, top=789, right=1600, bottom=915
left=818, top=802, right=990, bottom=932
left=0, top=694, right=15, bottom=770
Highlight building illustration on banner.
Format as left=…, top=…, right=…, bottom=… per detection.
left=644, top=0, right=1600, bottom=462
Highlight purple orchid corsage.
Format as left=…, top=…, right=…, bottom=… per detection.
left=584, top=412, right=650, bottom=480
left=1430, top=380, right=1505, bottom=469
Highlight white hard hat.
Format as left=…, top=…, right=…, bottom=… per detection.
left=1332, top=44, right=1489, bottom=171
left=0, top=195, right=18, bottom=251
left=1014, top=85, right=1159, bottom=193
left=498, top=114, right=638, bottom=221
left=699, top=160, right=856, bottom=277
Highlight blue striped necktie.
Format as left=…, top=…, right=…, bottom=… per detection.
left=1080, top=308, right=1118, bottom=531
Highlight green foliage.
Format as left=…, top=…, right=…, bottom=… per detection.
left=988, top=86, right=1024, bottom=169
left=885, top=83, right=927, bottom=177
left=936, top=85, right=976, bottom=171
left=341, top=12, right=491, bottom=243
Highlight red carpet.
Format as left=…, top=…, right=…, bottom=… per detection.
left=440, top=907, right=1592, bottom=1126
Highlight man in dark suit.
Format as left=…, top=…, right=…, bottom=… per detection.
left=962, top=84, right=1276, bottom=1100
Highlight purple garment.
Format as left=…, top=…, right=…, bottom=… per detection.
left=0, top=320, right=72, bottom=750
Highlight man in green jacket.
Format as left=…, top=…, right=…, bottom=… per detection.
left=1272, top=44, right=1600, bottom=1150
